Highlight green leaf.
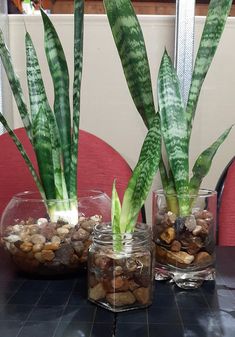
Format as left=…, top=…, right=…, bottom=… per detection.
left=0, top=113, right=45, bottom=200
left=70, top=0, right=84, bottom=199
left=186, top=0, right=233, bottom=135
left=41, top=9, right=71, bottom=194
left=25, top=32, right=51, bottom=125
left=0, top=30, right=32, bottom=142
left=45, top=108, right=69, bottom=201
left=25, top=31, right=68, bottom=201
left=120, top=116, right=161, bottom=232
left=103, top=0, right=156, bottom=129
left=189, top=125, right=233, bottom=194
left=33, top=106, right=56, bottom=200
left=158, top=50, right=189, bottom=199
left=111, top=179, right=121, bottom=234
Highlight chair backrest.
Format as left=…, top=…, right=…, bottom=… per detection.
left=216, top=156, right=235, bottom=246
left=0, top=128, right=144, bottom=220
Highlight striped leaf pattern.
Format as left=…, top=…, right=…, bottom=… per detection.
left=104, top=0, right=156, bottom=129
left=0, top=30, right=32, bottom=142
left=41, top=9, right=71, bottom=193
left=26, top=32, right=68, bottom=201
left=120, top=116, right=161, bottom=232
left=25, top=32, right=51, bottom=125
left=186, top=0, right=233, bottom=135
left=189, top=125, right=233, bottom=194
left=70, top=0, right=84, bottom=199
left=45, top=108, right=68, bottom=201
left=33, top=106, right=55, bottom=200
left=158, top=51, right=189, bottom=198
left=0, top=113, right=45, bottom=200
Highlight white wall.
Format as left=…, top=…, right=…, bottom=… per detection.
left=6, top=14, right=235, bottom=222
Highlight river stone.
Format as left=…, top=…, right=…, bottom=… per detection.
left=37, top=218, right=48, bottom=226
left=20, top=242, right=33, bottom=253
left=72, top=241, right=84, bottom=256
left=41, top=224, right=57, bottom=240
left=41, top=249, right=55, bottom=261
left=30, top=234, right=46, bottom=245
left=81, top=220, right=96, bottom=233
left=28, top=225, right=40, bottom=235
left=133, top=287, right=150, bottom=305
left=32, top=243, right=44, bottom=253
left=56, top=227, right=69, bottom=238
left=4, top=235, right=21, bottom=243
left=51, top=235, right=61, bottom=244
left=34, top=252, right=45, bottom=263
left=106, top=291, right=136, bottom=307
left=72, top=228, right=89, bottom=241
left=12, top=224, right=24, bottom=233
left=54, top=244, right=74, bottom=265
left=89, top=283, right=106, bottom=301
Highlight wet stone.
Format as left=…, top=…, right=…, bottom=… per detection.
left=170, top=240, right=181, bottom=252
left=40, top=224, right=56, bottom=240
left=160, top=227, right=175, bottom=244
left=106, top=291, right=136, bottom=307
left=133, top=287, right=150, bottom=305
left=111, top=276, right=124, bottom=289
left=81, top=219, right=96, bottom=233
left=72, top=241, right=84, bottom=256
left=20, top=242, right=33, bottom=252
left=41, top=249, right=55, bottom=261
left=54, top=244, right=74, bottom=265
left=185, top=215, right=197, bottom=231
left=31, top=234, right=46, bottom=245
left=32, top=243, right=44, bottom=253
left=72, top=228, right=89, bottom=241
left=89, top=283, right=106, bottom=301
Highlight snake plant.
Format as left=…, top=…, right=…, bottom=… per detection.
left=105, top=0, right=233, bottom=218
left=0, top=0, right=84, bottom=225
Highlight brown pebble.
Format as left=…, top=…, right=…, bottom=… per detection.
left=170, top=240, right=181, bottom=252
left=20, top=242, right=33, bottom=252
left=43, top=242, right=60, bottom=251
left=133, top=287, right=150, bottom=305
left=30, top=234, right=46, bottom=245
left=194, top=251, right=212, bottom=265
left=34, top=252, right=45, bottom=263
left=32, top=243, right=44, bottom=253
left=160, top=227, right=175, bottom=244
left=114, top=266, right=123, bottom=276
left=111, top=276, right=124, bottom=289
left=106, top=291, right=136, bottom=307
left=41, top=249, right=55, bottom=261
left=89, top=283, right=106, bottom=301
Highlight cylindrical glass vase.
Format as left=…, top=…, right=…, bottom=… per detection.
left=88, top=223, right=155, bottom=312
left=152, top=189, right=217, bottom=289
left=0, top=190, right=111, bottom=276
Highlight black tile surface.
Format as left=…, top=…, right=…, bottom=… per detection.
left=0, top=247, right=234, bottom=337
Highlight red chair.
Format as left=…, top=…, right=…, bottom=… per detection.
left=216, top=156, right=235, bottom=246
left=0, top=128, right=146, bottom=221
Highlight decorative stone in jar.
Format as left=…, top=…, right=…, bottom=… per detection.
left=152, top=189, right=217, bottom=289
left=0, top=190, right=111, bottom=276
left=88, top=222, right=155, bottom=312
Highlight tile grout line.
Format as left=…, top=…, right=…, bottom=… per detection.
left=5, top=279, right=26, bottom=305
left=14, top=280, right=51, bottom=337
left=146, top=308, right=150, bottom=337
left=51, top=278, right=78, bottom=337
left=172, top=285, right=185, bottom=333
left=89, top=306, right=97, bottom=337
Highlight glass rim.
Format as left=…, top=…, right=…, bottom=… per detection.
left=12, top=190, right=109, bottom=203
left=152, top=188, right=217, bottom=198
left=93, top=222, right=152, bottom=245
